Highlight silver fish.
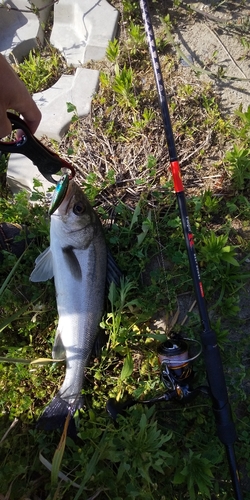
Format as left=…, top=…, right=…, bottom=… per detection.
left=30, top=180, right=112, bottom=432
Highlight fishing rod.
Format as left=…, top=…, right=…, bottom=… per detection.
left=108, top=1, right=243, bottom=498
left=139, top=0, right=243, bottom=497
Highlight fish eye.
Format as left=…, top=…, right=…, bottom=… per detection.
left=73, top=202, right=85, bottom=215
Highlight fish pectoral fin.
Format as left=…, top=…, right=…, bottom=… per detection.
left=30, top=247, right=54, bottom=282
left=52, top=330, right=66, bottom=360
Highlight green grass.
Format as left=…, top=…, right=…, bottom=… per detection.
left=14, top=43, right=73, bottom=93
left=1, top=1, right=250, bottom=499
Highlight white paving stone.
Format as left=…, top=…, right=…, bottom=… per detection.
left=0, top=0, right=52, bottom=62
left=33, top=67, right=100, bottom=141
left=50, top=0, right=119, bottom=67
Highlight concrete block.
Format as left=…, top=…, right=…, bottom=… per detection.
left=33, top=67, right=100, bottom=141
left=6, top=153, right=60, bottom=195
left=0, top=0, right=52, bottom=62
left=50, top=0, right=119, bottom=66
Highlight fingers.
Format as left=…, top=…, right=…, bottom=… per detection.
left=0, top=54, right=42, bottom=138
left=6, top=78, right=42, bottom=135
left=20, top=105, right=42, bottom=135
left=0, top=102, right=41, bottom=139
left=0, top=105, right=13, bottom=138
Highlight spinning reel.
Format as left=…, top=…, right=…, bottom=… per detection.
left=107, top=335, right=209, bottom=420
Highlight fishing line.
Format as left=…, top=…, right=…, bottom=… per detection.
left=153, top=207, right=173, bottom=324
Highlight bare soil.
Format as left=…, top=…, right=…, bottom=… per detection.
left=171, top=0, right=250, bottom=114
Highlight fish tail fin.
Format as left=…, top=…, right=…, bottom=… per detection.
left=37, top=395, right=83, bottom=438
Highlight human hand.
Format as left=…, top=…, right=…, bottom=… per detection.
left=0, top=54, right=41, bottom=138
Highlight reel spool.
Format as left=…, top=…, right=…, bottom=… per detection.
left=158, top=337, right=202, bottom=396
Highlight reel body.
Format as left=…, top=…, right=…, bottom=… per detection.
left=107, top=335, right=208, bottom=419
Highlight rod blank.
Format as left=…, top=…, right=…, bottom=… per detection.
left=138, top=0, right=243, bottom=498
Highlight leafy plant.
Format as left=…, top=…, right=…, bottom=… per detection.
left=0, top=152, right=8, bottom=174
left=225, top=145, right=250, bottom=190
left=15, top=46, right=66, bottom=93
left=106, top=38, right=120, bottom=62
left=128, top=21, right=145, bottom=54
left=234, top=105, right=250, bottom=142
left=173, top=450, right=214, bottom=500
left=129, top=109, right=156, bottom=135
left=199, top=231, right=239, bottom=267
left=112, top=64, right=138, bottom=109
left=73, top=406, right=174, bottom=499
left=104, top=276, right=138, bottom=351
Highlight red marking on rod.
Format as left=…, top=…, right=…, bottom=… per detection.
left=170, top=160, right=184, bottom=193
left=188, top=233, right=194, bottom=247
left=199, top=282, right=205, bottom=297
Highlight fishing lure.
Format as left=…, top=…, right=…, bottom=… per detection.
left=49, top=174, right=69, bottom=215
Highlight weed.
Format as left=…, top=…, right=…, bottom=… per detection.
left=240, top=36, right=250, bottom=54
left=225, top=145, right=250, bottom=190
left=199, top=231, right=239, bottom=267
left=99, top=70, right=111, bottom=89
left=0, top=152, right=8, bottom=173
left=14, top=44, right=71, bottom=93
left=112, top=64, right=138, bottom=109
left=173, top=450, right=214, bottom=500
left=123, top=0, right=141, bottom=21
left=233, top=105, right=250, bottom=144
left=106, top=38, right=120, bottom=63
left=129, top=108, right=156, bottom=136
left=104, top=276, right=138, bottom=351
left=128, top=21, right=146, bottom=54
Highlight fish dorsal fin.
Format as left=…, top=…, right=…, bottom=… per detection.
left=30, top=247, right=54, bottom=282
left=52, top=329, right=66, bottom=360
left=106, top=248, right=123, bottom=288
